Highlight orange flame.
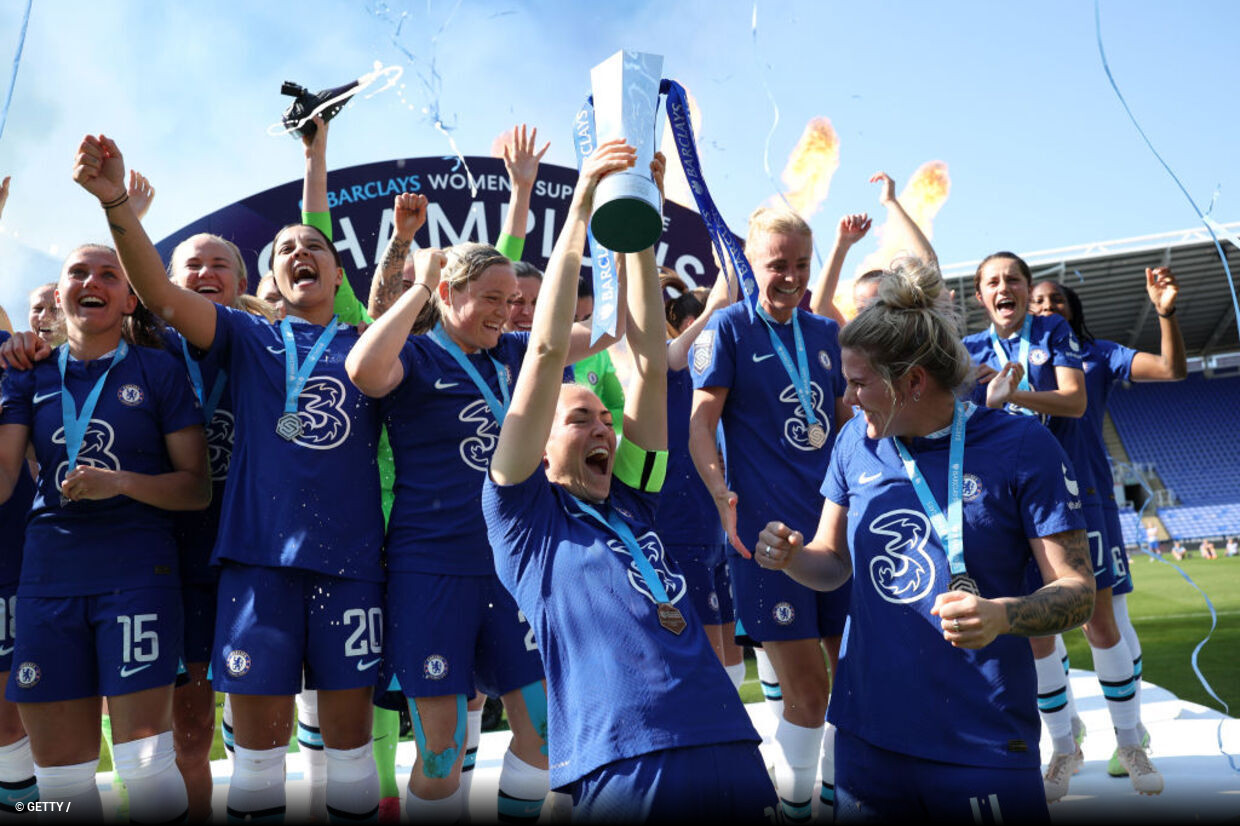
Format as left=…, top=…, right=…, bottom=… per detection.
left=659, top=84, right=703, bottom=208
left=857, top=160, right=951, bottom=279
left=778, top=117, right=840, bottom=218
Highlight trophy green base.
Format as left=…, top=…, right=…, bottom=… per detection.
left=590, top=174, right=663, bottom=253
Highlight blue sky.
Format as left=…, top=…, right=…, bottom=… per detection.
left=0, top=0, right=1237, bottom=320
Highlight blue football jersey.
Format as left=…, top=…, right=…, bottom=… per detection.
left=1080, top=338, right=1135, bottom=501
left=0, top=332, right=35, bottom=586
left=167, top=329, right=234, bottom=585
left=691, top=304, right=846, bottom=549
left=482, top=467, right=759, bottom=789
left=206, top=305, right=384, bottom=581
left=0, top=343, right=203, bottom=596
left=821, top=407, right=1085, bottom=768
left=383, top=332, right=529, bottom=576
left=654, top=366, right=723, bottom=548
left=963, top=314, right=1101, bottom=503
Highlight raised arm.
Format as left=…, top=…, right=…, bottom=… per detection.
left=621, top=242, right=666, bottom=451
left=1130, top=266, right=1187, bottom=381
left=667, top=267, right=736, bottom=371
left=496, top=124, right=549, bottom=261
left=367, top=192, right=429, bottom=320
left=871, top=172, right=938, bottom=269
left=73, top=135, right=217, bottom=350
left=347, top=248, right=444, bottom=398
left=127, top=170, right=156, bottom=221
left=809, top=213, right=870, bottom=323
left=490, top=140, right=636, bottom=487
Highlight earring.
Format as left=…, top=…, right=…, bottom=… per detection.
left=912, top=391, right=922, bottom=403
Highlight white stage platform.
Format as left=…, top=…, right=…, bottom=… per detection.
left=93, top=670, right=1239, bottom=822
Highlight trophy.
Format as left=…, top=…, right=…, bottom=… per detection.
left=586, top=50, right=665, bottom=253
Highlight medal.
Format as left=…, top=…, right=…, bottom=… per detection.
left=757, top=306, right=829, bottom=449
left=950, top=574, right=980, bottom=595
left=807, top=423, right=827, bottom=449
left=59, top=495, right=71, bottom=508
left=58, top=341, right=128, bottom=513
left=657, top=602, right=686, bottom=635
left=275, top=412, right=303, bottom=441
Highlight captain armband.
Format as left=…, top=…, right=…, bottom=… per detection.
left=613, top=438, right=668, bottom=493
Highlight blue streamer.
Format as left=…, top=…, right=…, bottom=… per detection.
left=1095, top=0, right=1240, bottom=347
left=1116, top=459, right=1237, bottom=772
left=0, top=0, right=33, bottom=144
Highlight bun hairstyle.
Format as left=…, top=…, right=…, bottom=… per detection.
left=660, top=272, right=708, bottom=338
left=411, top=243, right=512, bottom=336
left=840, top=256, right=972, bottom=403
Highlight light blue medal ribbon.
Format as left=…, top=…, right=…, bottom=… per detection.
left=571, top=497, right=686, bottom=634
left=180, top=338, right=227, bottom=424
left=57, top=340, right=129, bottom=505
left=988, top=314, right=1036, bottom=416
left=276, top=316, right=339, bottom=441
left=756, top=306, right=826, bottom=449
left=890, top=399, right=979, bottom=594
left=662, top=79, right=761, bottom=320
left=572, top=100, right=622, bottom=345
left=428, top=323, right=510, bottom=424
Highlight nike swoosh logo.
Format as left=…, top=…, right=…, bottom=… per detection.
left=752, top=353, right=775, bottom=363
left=120, top=663, right=152, bottom=678
left=0, top=644, right=12, bottom=657
left=434, top=379, right=458, bottom=390
left=32, top=391, right=60, bottom=404
left=357, top=658, right=381, bottom=672
left=8, top=788, right=36, bottom=803
left=858, top=471, right=882, bottom=484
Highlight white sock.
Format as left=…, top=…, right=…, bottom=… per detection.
left=34, top=759, right=102, bottom=821
left=461, top=707, right=483, bottom=815
left=113, top=731, right=187, bottom=823
left=406, top=785, right=463, bottom=824
left=497, top=749, right=548, bottom=823
left=773, top=718, right=821, bottom=821
left=325, top=742, right=379, bottom=821
left=1092, top=640, right=1140, bottom=735
left=754, top=648, right=784, bottom=728
left=296, top=690, right=327, bottom=818
left=222, top=694, right=235, bottom=760
left=1053, top=634, right=1080, bottom=720
left=1034, top=650, right=1074, bottom=754
left=0, top=736, right=36, bottom=814
left=1112, top=593, right=1144, bottom=711
left=725, top=662, right=746, bottom=690
left=228, top=745, right=287, bottom=821
left=818, top=722, right=836, bottom=815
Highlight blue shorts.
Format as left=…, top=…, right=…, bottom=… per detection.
left=0, top=582, right=15, bottom=674
left=384, top=571, right=543, bottom=699
left=1082, top=500, right=1117, bottom=591
left=834, top=728, right=1048, bottom=824
left=7, top=588, right=183, bottom=702
left=666, top=544, right=734, bottom=627
left=212, top=564, right=384, bottom=695
left=1104, top=506, right=1133, bottom=596
left=568, top=741, right=775, bottom=822
left=728, top=554, right=849, bottom=643
left=182, top=580, right=217, bottom=665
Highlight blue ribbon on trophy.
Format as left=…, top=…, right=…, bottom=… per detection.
left=576, top=51, right=759, bottom=342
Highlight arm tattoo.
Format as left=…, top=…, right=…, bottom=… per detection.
left=1005, top=529, right=1093, bottom=637
left=108, top=222, right=127, bottom=237
left=368, top=237, right=412, bottom=320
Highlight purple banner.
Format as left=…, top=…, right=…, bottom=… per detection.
left=156, top=156, right=733, bottom=297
